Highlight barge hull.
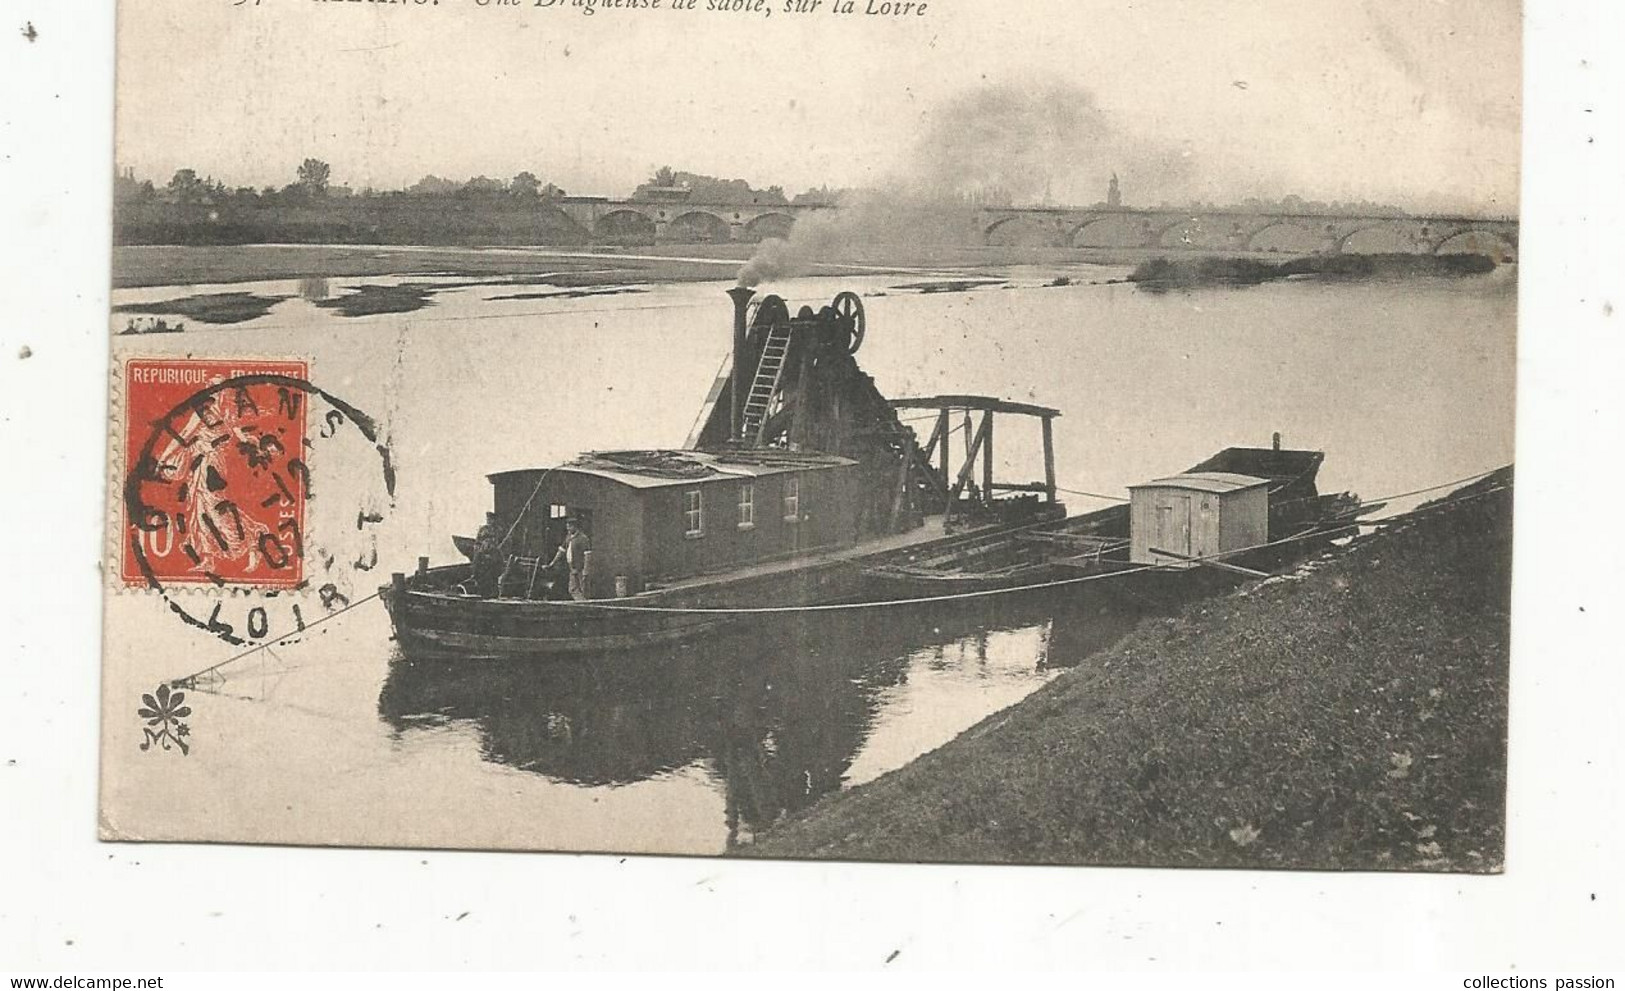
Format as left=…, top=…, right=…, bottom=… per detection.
left=384, top=551, right=877, bottom=660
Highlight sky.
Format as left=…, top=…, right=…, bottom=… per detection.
left=113, top=0, right=1522, bottom=213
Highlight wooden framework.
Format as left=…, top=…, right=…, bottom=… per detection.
left=888, top=396, right=1061, bottom=519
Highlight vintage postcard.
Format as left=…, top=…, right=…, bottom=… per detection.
left=101, top=0, right=1519, bottom=869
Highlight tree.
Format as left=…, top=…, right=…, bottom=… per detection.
left=296, top=158, right=331, bottom=195
left=651, top=165, right=678, bottom=187
left=167, top=168, right=205, bottom=202
left=510, top=171, right=541, bottom=198
left=458, top=175, right=505, bottom=197
left=407, top=174, right=460, bottom=196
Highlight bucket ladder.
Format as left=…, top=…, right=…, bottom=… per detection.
left=740, top=321, right=793, bottom=443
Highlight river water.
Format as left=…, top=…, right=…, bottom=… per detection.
left=102, top=256, right=1516, bottom=855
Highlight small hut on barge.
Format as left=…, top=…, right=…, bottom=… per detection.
left=1128, top=472, right=1269, bottom=568
left=488, top=448, right=865, bottom=599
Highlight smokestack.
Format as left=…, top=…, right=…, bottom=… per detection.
left=727, top=287, right=755, bottom=441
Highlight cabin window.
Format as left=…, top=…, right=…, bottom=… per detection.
left=548, top=504, right=568, bottom=519
left=737, top=483, right=755, bottom=529
left=683, top=488, right=704, bottom=537
left=783, top=476, right=800, bottom=522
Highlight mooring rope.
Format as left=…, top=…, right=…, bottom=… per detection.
left=1054, top=485, right=1130, bottom=503
left=499, top=466, right=560, bottom=548
left=170, top=590, right=382, bottom=689
left=1363, top=466, right=1506, bottom=505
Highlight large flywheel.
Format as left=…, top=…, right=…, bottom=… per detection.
left=831, top=291, right=865, bottom=353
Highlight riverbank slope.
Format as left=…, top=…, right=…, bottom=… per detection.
left=746, top=477, right=1512, bottom=872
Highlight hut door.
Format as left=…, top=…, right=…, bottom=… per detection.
left=1154, top=493, right=1192, bottom=562
left=542, top=503, right=571, bottom=561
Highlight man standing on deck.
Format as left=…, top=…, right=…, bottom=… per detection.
left=548, top=518, right=591, bottom=601
left=470, top=511, right=503, bottom=597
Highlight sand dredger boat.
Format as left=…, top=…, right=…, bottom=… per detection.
left=382, top=287, right=1358, bottom=659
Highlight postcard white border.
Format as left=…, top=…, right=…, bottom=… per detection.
left=2, top=0, right=1622, bottom=973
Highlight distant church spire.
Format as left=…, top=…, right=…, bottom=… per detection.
left=1107, top=173, right=1122, bottom=208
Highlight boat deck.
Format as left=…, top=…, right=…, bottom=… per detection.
left=634, top=517, right=951, bottom=597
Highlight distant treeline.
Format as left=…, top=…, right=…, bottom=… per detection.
left=113, top=162, right=812, bottom=246
left=115, top=163, right=595, bottom=246
left=114, top=196, right=594, bottom=247
left=1128, top=253, right=1497, bottom=290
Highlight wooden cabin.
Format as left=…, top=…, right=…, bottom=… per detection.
left=487, top=449, right=864, bottom=598
left=1129, top=472, right=1269, bottom=569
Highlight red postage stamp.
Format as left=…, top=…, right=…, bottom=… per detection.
left=121, top=358, right=311, bottom=589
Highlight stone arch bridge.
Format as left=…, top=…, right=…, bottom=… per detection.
left=548, top=198, right=1518, bottom=257
left=977, top=207, right=1519, bottom=259
left=553, top=198, right=833, bottom=243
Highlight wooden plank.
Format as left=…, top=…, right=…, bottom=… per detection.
left=981, top=411, right=993, bottom=506
left=1042, top=416, right=1057, bottom=503
left=889, top=430, right=914, bottom=529
left=920, top=414, right=946, bottom=466
left=950, top=413, right=991, bottom=495
left=1049, top=556, right=1139, bottom=574
left=1148, top=546, right=1271, bottom=578
left=1016, top=532, right=1126, bottom=548
left=889, top=395, right=1062, bottom=418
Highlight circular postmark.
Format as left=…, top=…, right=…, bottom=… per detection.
left=121, top=359, right=396, bottom=647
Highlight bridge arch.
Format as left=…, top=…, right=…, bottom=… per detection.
left=985, top=214, right=1061, bottom=247
left=1434, top=229, right=1517, bottom=262
left=1153, top=216, right=1252, bottom=251
left=596, top=209, right=657, bottom=244
left=741, top=212, right=795, bottom=242
left=1246, top=221, right=1325, bottom=254
left=1337, top=223, right=1429, bottom=255
left=1069, top=214, right=1154, bottom=249
left=667, top=211, right=732, bottom=243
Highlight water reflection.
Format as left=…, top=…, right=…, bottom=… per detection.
left=297, top=276, right=331, bottom=301
left=377, top=587, right=1151, bottom=845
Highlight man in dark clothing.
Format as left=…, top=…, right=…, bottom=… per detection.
left=548, top=518, right=591, bottom=601
left=471, top=512, right=503, bottom=597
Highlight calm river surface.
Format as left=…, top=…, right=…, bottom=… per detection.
left=104, top=256, right=1516, bottom=854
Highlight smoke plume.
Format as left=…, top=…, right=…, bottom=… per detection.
left=736, top=76, right=1199, bottom=287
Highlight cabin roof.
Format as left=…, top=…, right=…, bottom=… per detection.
left=888, top=395, right=1061, bottom=418
left=488, top=448, right=857, bottom=491
left=1185, top=447, right=1323, bottom=481
left=1130, top=471, right=1270, bottom=494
